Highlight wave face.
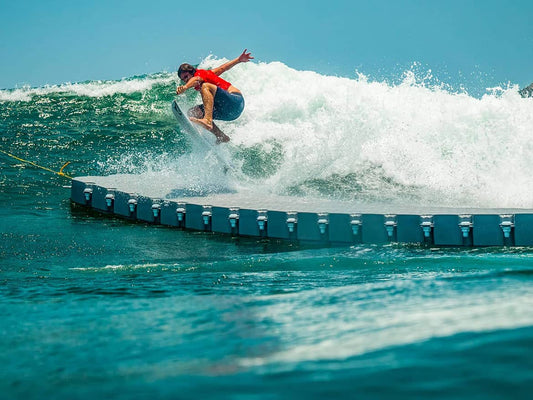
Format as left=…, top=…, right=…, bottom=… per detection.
left=2, top=58, right=533, bottom=207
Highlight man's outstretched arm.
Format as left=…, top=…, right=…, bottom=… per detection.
left=212, top=49, right=253, bottom=76
left=176, top=76, right=202, bottom=94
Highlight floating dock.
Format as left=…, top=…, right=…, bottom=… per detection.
left=71, top=175, right=533, bottom=247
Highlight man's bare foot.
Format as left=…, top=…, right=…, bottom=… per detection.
left=215, top=134, right=231, bottom=144
left=190, top=117, right=213, bottom=131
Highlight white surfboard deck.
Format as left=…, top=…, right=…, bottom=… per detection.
left=171, top=100, right=236, bottom=171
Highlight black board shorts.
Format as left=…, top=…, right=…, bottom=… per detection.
left=199, top=88, right=245, bottom=121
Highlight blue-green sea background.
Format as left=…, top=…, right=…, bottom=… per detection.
left=2, top=60, right=533, bottom=399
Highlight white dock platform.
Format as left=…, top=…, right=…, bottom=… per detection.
left=71, top=175, right=533, bottom=246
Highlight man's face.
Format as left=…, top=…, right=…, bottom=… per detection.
left=180, top=71, right=193, bottom=83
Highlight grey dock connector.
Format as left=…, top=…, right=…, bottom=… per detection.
left=317, top=213, right=329, bottom=235
left=151, top=200, right=162, bottom=219
left=202, top=206, right=212, bottom=229
left=176, top=202, right=186, bottom=224
left=228, top=207, right=240, bottom=230
left=83, top=185, right=93, bottom=204
left=350, top=214, right=362, bottom=236
left=256, top=210, right=268, bottom=237
left=105, top=189, right=116, bottom=210
left=459, top=214, right=473, bottom=238
left=499, top=214, right=514, bottom=239
left=286, top=212, right=298, bottom=233
left=385, top=214, right=397, bottom=240
left=127, top=195, right=138, bottom=215
left=420, top=215, right=434, bottom=238
left=257, top=210, right=268, bottom=232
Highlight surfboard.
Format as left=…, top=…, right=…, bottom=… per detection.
left=171, top=100, right=236, bottom=171
left=171, top=100, right=217, bottom=149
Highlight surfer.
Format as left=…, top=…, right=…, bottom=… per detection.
left=176, top=49, right=253, bottom=143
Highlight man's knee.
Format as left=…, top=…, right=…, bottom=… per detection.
left=200, top=82, right=217, bottom=95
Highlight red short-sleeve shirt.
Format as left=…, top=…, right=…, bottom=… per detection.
left=193, top=69, right=232, bottom=91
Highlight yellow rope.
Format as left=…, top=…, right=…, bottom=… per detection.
left=0, top=148, right=73, bottom=179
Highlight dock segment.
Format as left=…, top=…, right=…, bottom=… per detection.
left=71, top=176, right=533, bottom=246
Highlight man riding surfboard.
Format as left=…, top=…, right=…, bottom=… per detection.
left=176, top=49, right=253, bottom=143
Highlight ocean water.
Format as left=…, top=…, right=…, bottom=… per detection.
left=2, top=59, right=533, bottom=399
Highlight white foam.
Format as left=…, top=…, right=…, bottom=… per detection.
left=0, top=73, right=175, bottom=101
left=219, top=61, right=533, bottom=208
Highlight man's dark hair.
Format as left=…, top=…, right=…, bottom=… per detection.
left=178, top=63, right=197, bottom=78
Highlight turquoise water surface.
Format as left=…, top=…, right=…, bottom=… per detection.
left=2, top=64, right=533, bottom=399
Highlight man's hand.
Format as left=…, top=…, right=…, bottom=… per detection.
left=176, top=86, right=187, bottom=95
left=238, top=49, right=254, bottom=63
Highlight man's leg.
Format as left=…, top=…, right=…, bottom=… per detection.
left=188, top=105, right=204, bottom=119
left=211, top=122, right=230, bottom=143
left=190, top=83, right=216, bottom=130
left=190, top=83, right=230, bottom=143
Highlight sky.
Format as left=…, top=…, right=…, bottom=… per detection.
left=1, top=0, right=532, bottom=92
